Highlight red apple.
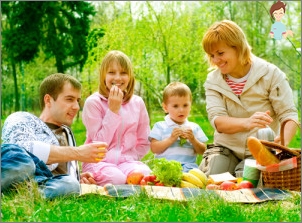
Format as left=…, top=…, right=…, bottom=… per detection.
left=220, top=181, right=238, bottom=191
left=238, top=180, right=254, bottom=189
left=126, top=170, right=144, bottom=185
left=206, top=184, right=220, bottom=190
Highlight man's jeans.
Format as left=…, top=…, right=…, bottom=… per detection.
left=1, top=144, right=80, bottom=199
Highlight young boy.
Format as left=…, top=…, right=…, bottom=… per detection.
left=149, top=82, right=208, bottom=172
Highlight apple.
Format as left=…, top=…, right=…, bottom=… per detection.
left=206, top=184, right=220, bottom=190
left=238, top=180, right=254, bottom=189
left=220, top=181, right=238, bottom=191
left=126, top=170, right=144, bottom=185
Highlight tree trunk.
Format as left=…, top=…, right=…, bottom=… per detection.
left=11, top=58, right=20, bottom=111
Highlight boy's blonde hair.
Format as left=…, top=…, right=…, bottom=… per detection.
left=163, top=82, right=192, bottom=104
left=202, top=20, right=252, bottom=68
left=98, top=50, right=135, bottom=103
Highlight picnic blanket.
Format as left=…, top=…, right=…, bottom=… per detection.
left=80, top=184, right=295, bottom=203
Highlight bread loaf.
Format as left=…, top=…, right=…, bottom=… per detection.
left=247, top=136, right=280, bottom=166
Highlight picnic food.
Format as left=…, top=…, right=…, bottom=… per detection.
left=150, top=158, right=183, bottom=187
left=126, top=170, right=144, bottom=185
left=182, top=172, right=205, bottom=189
left=179, top=126, right=190, bottom=146
left=140, top=175, right=159, bottom=186
left=247, top=136, right=280, bottom=166
left=220, top=181, right=238, bottom=191
left=180, top=180, right=199, bottom=188
left=179, top=137, right=187, bottom=146
left=188, top=168, right=208, bottom=186
left=207, top=172, right=237, bottom=185
left=95, top=146, right=107, bottom=161
left=238, top=180, right=254, bottom=189
left=206, top=184, right=220, bottom=190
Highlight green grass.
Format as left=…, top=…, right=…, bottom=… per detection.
left=1, top=180, right=301, bottom=222
left=1, top=112, right=301, bottom=222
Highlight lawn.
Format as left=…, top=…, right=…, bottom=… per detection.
left=1, top=112, right=301, bottom=222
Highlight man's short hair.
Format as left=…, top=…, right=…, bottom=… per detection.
left=39, top=73, right=81, bottom=109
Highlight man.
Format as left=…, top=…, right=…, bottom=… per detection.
left=1, top=73, right=107, bottom=198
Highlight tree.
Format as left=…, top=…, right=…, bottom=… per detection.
left=1, top=1, right=95, bottom=113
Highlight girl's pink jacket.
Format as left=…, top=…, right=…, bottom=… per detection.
left=82, top=92, right=150, bottom=164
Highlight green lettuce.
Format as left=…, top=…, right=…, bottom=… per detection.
left=150, top=158, right=183, bottom=187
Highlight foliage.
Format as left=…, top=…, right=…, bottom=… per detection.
left=1, top=1, right=301, bottom=120
left=1, top=1, right=95, bottom=113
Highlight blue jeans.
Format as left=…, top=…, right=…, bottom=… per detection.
left=1, top=144, right=80, bottom=199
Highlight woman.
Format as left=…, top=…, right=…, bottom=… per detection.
left=199, top=20, right=299, bottom=176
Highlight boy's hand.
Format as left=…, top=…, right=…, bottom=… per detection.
left=179, top=126, right=192, bottom=146
left=181, top=127, right=194, bottom=142
left=170, top=127, right=183, bottom=142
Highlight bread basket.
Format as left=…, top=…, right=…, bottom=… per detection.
left=259, top=119, right=300, bottom=191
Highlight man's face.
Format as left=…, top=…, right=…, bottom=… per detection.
left=47, top=82, right=81, bottom=126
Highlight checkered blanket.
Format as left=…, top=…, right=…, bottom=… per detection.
left=256, top=157, right=298, bottom=172
left=80, top=184, right=294, bottom=203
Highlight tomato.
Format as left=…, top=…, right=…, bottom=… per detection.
left=155, top=182, right=164, bottom=186
left=142, top=175, right=158, bottom=185
left=140, top=179, right=147, bottom=185
left=149, top=175, right=157, bottom=182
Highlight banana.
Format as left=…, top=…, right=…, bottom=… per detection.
left=182, top=172, right=205, bottom=188
left=189, top=168, right=208, bottom=186
left=180, top=180, right=199, bottom=188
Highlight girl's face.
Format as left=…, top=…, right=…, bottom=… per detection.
left=208, top=42, right=243, bottom=78
left=162, top=95, right=191, bottom=125
left=273, top=8, right=284, bottom=22
left=105, top=60, right=130, bottom=92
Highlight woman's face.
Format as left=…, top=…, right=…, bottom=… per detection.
left=273, top=8, right=284, bottom=22
left=105, top=60, right=130, bottom=92
left=208, top=42, right=243, bottom=78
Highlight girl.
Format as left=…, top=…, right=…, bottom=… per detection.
left=82, top=50, right=151, bottom=185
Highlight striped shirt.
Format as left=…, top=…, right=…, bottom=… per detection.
left=226, top=74, right=249, bottom=95
left=148, top=115, right=208, bottom=164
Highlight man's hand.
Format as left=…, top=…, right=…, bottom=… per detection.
left=48, top=141, right=108, bottom=164
left=76, top=142, right=108, bottom=163
left=80, top=172, right=97, bottom=184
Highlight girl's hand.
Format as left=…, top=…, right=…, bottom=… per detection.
left=80, top=172, right=97, bottom=184
left=108, top=85, right=124, bottom=114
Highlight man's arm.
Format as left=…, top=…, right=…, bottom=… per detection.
left=47, top=143, right=107, bottom=164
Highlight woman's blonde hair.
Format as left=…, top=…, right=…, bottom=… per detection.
left=98, top=50, right=135, bottom=103
left=202, top=20, right=252, bottom=68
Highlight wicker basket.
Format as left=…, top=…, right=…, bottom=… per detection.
left=260, top=119, right=301, bottom=191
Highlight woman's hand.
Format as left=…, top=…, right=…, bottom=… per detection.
left=108, top=85, right=124, bottom=114
left=246, top=110, right=273, bottom=131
